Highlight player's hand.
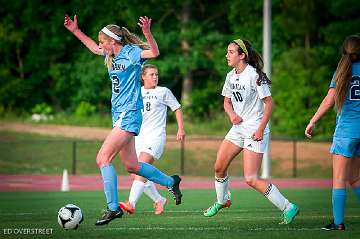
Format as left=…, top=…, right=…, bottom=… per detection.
left=305, top=122, right=315, bottom=138
left=252, top=129, right=264, bottom=141
left=230, top=113, right=242, bottom=125
left=64, top=14, right=79, bottom=33
left=176, top=128, right=185, bottom=142
left=138, top=16, right=151, bottom=34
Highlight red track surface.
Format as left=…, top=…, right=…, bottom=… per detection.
left=0, top=175, right=332, bottom=192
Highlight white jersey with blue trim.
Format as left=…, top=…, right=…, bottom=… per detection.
left=137, top=86, right=181, bottom=139
left=329, top=61, right=360, bottom=138
left=221, top=65, right=271, bottom=137
left=107, top=44, right=144, bottom=114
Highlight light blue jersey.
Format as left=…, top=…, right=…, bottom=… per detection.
left=329, top=61, right=360, bottom=139
left=107, top=44, right=145, bottom=122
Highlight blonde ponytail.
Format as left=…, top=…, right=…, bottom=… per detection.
left=101, top=24, right=150, bottom=69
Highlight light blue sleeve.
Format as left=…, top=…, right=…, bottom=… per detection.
left=329, top=72, right=336, bottom=88
left=127, top=45, right=145, bottom=65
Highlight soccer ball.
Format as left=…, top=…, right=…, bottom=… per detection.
left=57, top=204, right=83, bottom=230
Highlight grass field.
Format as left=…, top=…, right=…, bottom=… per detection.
left=0, top=189, right=359, bottom=239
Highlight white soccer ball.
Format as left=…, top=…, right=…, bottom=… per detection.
left=57, top=204, right=83, bottom=230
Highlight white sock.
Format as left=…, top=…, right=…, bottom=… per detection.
left=128, top=180, right=145, bottom=207
left=144, top=180, right=163, bottom=202
left=215, top=175, right=229, bottom=205
left=264, top=183, right=291, bottom=211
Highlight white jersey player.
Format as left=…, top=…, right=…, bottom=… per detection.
left=120, top=64, right=185, bottom=215
left=203, top=39, right=299, bottom=225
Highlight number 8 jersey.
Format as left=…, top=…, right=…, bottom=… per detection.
left=138, top=86, right=181, bottom=138
left=221, top=65, right=271, bottom=137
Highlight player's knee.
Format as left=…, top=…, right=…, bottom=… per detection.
left=214, top=164, right=226, bottom=176
left=96, top=152, right=109, bottom=168
left=125, top=164, right=138, bottom=174
left=245, top=175, right=258, bottom=188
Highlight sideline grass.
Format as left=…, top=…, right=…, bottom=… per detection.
left=0, top=189, right=359, bottom=238
left=0, top=130, right=332, bottom=178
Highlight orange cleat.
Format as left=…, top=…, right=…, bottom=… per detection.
left=119, top=201, right=135, bottom=214
left=154, top=198, right=168, bottom=215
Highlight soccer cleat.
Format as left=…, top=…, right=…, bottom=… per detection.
left=167, top=175, right=182, bottom=205
left=321, top=221, right=345, bottom=231
left=95, top=207, right=123, bottom=226
left=280, top=203, right=299, bottom=224
left=154, top=197, right=168, bottom=215
left=204, top=202, right=224, bottom=217
left=119, top=201, right=136, bottom=214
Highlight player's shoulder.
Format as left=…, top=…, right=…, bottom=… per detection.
left=226, top=68, right=236, bottom=77
left=225, top=69, right=236, bottom=81
left=155, top=86, right=172, bottom=94
left=122, top=44, right=141, bottom=55
left=246, top=65, right=258, bottom=77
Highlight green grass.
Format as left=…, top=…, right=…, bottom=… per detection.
left=0, top=189, right=359, bottom=238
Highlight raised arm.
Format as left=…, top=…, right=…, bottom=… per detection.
left=64, top=14, right=103, bottom=55
left=174, top=108, right=185, bottom=141
left=305, top=88, right=335, bottom=138
left=138, top=16, right=160, bottom=59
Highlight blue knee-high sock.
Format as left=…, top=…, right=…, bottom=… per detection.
left=100, top=164, right=118, bottom=211
left=353, top=186, right=360, bottom=203
left=332, top=188, right=346, bottom=225
left=137, top=162, right=174, bottom=187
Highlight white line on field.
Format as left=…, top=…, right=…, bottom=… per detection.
left=97, top=227, right=323, bottom=231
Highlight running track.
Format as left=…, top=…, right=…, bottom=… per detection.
left=0, top=175, right=332, bottom=192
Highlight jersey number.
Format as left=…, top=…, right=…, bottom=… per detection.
left=232, top=91, right=243, bottom=102
left=144, top=102, right=151, bottom=111
left=112, top=75, right=120, bottom=94
left=350, top=76, right=360, bottom=100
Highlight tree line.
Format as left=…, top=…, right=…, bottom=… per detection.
left=0, top=0, right=359, bottom=138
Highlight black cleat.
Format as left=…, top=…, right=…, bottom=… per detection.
left=95, top=207, right=123, bottom=226
left=321, top=221, right=345, bottom=231
left=167, top=175, right=182, bottom=205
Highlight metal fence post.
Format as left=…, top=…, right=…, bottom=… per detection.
left=292, top=140, right=297, bottom=178
left=180, top=139, right=185, bottom=175
left=72, top=141, right=77, bottom=175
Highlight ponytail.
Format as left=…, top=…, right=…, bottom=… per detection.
left=101, top=24, right=150, bottom=69
left=334, top=35, right=360, bottom=112
left=234, top=39, right=271, bottom=86
left=334, top=54, right=353, bottom=112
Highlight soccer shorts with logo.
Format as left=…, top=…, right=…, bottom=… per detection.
left=113, top=110, right=142, bottom=136
left=135, top=134, right=166, bottom=160
left=225, top=126, right=269, bottom=154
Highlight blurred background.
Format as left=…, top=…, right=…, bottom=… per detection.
left=1, top=0, right=359, bottom=178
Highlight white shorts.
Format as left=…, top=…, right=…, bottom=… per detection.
left=135, top=135, right=166, bottom=160
left=225, top=126, right=269, bottom=154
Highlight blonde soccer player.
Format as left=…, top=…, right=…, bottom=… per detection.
left=120, top=64, right=185, bottom=215
left=64, top=15, right=182, bottom=226
left=203, top=39, right=299, bottom=225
